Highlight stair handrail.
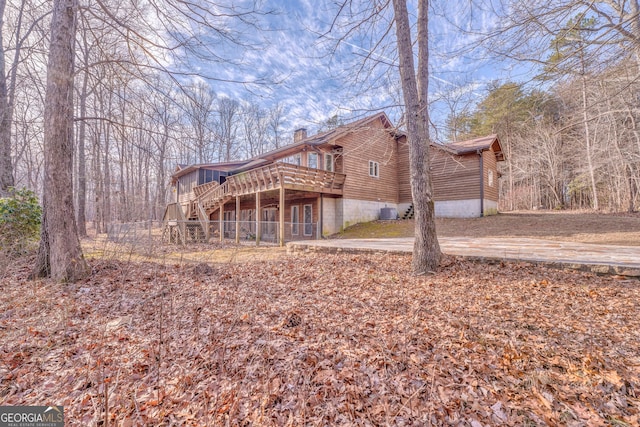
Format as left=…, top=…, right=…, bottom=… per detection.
left=196, top=180, right=221, bottom=201
left=196, top=202, right=210, bottom=240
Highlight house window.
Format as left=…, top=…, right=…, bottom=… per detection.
left=488, top=170, right=494, bottom=187
left=291, top=205, right=299, bottom=235
left=283, top=154, right=301, bottom=166
left=198, top=169, right=224, bottom=185
left=308, top=152, right=318, bottom=169
left=369, top=160, right=379, bottom=178
left=325, top=153, right=334, bottom=172
left=303, top=204, right=313, bottom=236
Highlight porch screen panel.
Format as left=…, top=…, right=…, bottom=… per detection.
left=303, top=204, right=313, bottom=236
left=291, top=205, right=299, bottom=235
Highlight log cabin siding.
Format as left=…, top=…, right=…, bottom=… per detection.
left=483, top=149, right=499, bottom=202
left=430, top=147, right=481, bottom=201
left=340, top=119, right=399, bottom=203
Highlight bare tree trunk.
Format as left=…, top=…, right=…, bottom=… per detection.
left=94, top=136, right=103, bottom=234
left=505, top=135, right=514, bottom=211
left=154, top=123, right=169, bottom=220
left=581, top=74, right=598, bottom=210
left=269, top=103, right=283, bottom=149
left=0, top=0, right=14, bottom=195
left=33, top=0, right=89, bottom=282
left=76, top=55, right=89, bottom=236
left=103, top=120, right=111, bottom=228
left=392, top=0, right=441, bottom=274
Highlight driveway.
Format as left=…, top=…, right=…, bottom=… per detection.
left=287, top=237, right=640, bottom=277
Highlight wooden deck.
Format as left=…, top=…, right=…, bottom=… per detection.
left=195, top=162, right=346, bottom=216
left=164, top=162, right=346, bottom=245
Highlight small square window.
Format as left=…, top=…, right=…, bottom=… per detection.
left=369, top=160, right=379, bottom=178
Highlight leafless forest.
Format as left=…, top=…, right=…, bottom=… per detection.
left=1, top=1, right=639, bottom=233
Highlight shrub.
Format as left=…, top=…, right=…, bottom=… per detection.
left=0, top=188, right=42, bottom=255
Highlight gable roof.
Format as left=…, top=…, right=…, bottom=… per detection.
left=172, top=111, right=397, bottom=179
left=258, top=111, right=393, bottom=158
left=233, top=111, right=394, bottom=172
left=440, top=134, right=504, bottom=161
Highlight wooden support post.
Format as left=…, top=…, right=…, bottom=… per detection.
left=279, top=185, right=285, bottom=247
left=219, top=202, right=224, bottom=242
left=203, top=206, right=210, bottom=242
left=235, top=196, right=240, bottom=244
left=255, top=192, right=261, bottom=246
left=180, top=222, right=186, bottom=245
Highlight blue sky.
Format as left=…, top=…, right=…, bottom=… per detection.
left=183, top=0, right=531, bottom=141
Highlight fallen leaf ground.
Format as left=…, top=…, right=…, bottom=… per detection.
left=1, top=248, right=638, bottom=426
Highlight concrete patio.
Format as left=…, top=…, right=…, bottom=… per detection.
left=287, top=237, right=640, bottom=278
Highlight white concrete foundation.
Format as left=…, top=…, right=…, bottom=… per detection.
left=321, top=197, right=500, bottom=235
left=322, top=197, right=339, bottom=236
left=341, top=199, right=399, bottom=229
left=483, top=200, right=498, bottom=216
left=435, top=199, right=482, bottom=218
left=323, top=198, right=401, bottom=235
left=435, top=199, right=499, bottom=218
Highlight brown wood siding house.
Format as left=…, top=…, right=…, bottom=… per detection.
left=163, top=113, right=504, bottom=244
left=395, top=134, right=504, bottom=217
left=429, top=135, right=504, bottom=217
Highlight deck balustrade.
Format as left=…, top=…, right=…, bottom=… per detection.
left=192, top=162, right=345, bottom=215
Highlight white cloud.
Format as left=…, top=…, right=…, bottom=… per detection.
left=181, top=0, right=520, bottom=133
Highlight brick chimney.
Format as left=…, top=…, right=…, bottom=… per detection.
left=294, top=128, right=307, bottom=143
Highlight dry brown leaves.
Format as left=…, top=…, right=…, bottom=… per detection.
left=0, top=252, right=638, bottom=426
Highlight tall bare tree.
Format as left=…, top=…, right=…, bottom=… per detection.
left=217, top=97, right=240, bottom=162
left=33, top=0, right=89, bottom=282
left=242, top=103, right=268, bottom=157
left=0, top=0, right=14, bottom=195
left=324, top=0, right=441, bottom=273
left=268, top=102, right=284, bottom=149
left=185, top=82, right=216, bottom=163
left=392, top=0, right=441, bottom=273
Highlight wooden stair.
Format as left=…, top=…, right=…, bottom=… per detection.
left=402, top=204, right=414, bottom=219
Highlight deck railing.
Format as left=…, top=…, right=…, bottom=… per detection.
left=189, top=162, right=346, bottom=218
left=228, top=163, right=345, bottom=196
left=200, top=180, right=231, bottom=211
left=193, top=180, right=220, bottom=198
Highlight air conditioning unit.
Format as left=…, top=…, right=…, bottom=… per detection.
left=379, top=207, right=398, bottom=220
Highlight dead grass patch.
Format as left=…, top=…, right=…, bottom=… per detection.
left=335, top=211, right=640, bottom=246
